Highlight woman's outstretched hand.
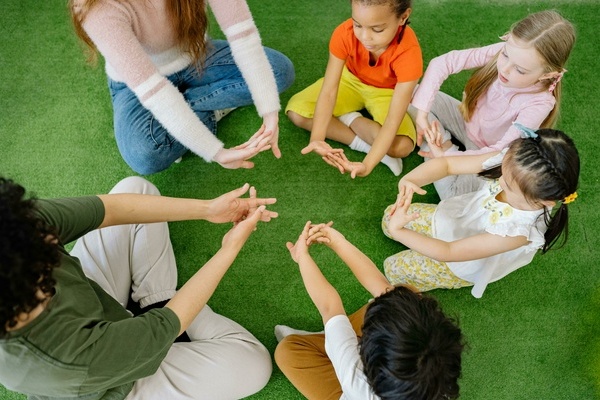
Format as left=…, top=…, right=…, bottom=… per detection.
left=213, top=124, right=273, bottom=169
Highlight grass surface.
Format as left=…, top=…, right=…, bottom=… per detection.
left=1, top=1, right=599, bottom=399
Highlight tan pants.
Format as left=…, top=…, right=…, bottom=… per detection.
left=274, top=305, right=369, bottom=400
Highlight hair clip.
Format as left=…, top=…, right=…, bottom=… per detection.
left=499, top=33, right=510, bottom=41
left=513, top=122, right=538, bottom=139
left=548, top=69, right=567, bottom=93
left=563, top=192, right=578, bottom=204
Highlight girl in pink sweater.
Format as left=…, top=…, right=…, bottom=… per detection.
left=410, top=10, right=574, bottom=199
left=70, top=0, right=294, bottom=175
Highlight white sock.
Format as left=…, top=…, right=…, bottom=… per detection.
left=349, top=136, right=403, bottom=176
left=274, top=325, right=323, bottom=342
left=337, top=111, right=362, bottom=127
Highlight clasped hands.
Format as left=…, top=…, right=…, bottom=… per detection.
left=213, top=111, right=281, bottom=170
left=286, top=221, right=343, bottom=263
left=301, top=141, right=368, bottom=179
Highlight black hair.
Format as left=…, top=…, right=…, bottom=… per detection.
left=0, top=177, right=59, bottom=337
left=479, top=129, right=580, bottom=253
left=359, top=286, right=464, bottom=399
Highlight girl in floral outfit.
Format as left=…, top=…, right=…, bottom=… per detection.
left=382, top=125, right=579, bottom=298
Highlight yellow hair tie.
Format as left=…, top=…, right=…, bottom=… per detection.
left=563, top=192, right=578, bottom=204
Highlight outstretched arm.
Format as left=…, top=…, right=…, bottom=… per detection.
left=388, top=189, right=528, bottom=262
left=98, top=183, right=277, bottom=228
left=287, top=222, right=345, bottom=325
left=307, top=222, right=393, bottom=297
left=166, top=206, right=268, bottom=335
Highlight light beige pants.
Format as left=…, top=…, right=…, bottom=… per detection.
left=71, top=176, right=271, bottom=400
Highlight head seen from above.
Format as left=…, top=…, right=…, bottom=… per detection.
left=359, top=286, right=464, bottom=400
left=351, top=0, right=412, bottom=56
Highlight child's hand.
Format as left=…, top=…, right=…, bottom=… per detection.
left=286, top=221, right=312, bottom=263
left=418, top=121, right=446, bottom=158
left=346, top=161, right=368, bottom=179
left=301, top=140, right=340, bottom=157
left=388, top=190, right=420, bottom=231
left=392, top=179, right=426, bottom=214
left=306, top=221, right=345, bottom=247
left=323, top=150, right=350, bottom=174
left=415, top=110, right=431, bottom=146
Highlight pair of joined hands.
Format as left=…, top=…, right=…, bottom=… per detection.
left=301, top=140, right=368, bottom=179
left=213, top=112, right=281, bottom=170
left=415, top=112, right=454, bottom=159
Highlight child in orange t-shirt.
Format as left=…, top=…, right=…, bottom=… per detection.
left=286, top=0, right=422, bottom=177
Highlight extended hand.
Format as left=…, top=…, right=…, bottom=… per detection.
left=286, top=221, right=312, bottom=263
left=221, top=205, right=267, bottom=250
left=263, top=111, right=281, bottom=159
left=388, top=188, right=420, bottom=230
left=213, top=125, right=273, bottom=169
left=206, top=183, right=278, bottom=224
left=418, top=121, right=446, bottom=159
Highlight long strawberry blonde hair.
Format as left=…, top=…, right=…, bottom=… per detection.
left=69, top=0, right=209, bottom=66
left=459, top=10, right=575, bottom=128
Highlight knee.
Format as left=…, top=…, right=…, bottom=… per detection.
left=274, top=338, right=295, bottom=375
left=287, top=111, right=311, bottom=131
left=387, top=138, right=414, bottom=158
left=244, top=342, right=273, bottom=394
left=110, top=176, right=160, bottom=195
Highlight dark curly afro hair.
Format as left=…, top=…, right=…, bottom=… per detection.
left=0, top=177, right=60, bottom=337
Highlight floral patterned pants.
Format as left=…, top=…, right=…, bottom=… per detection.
left=381, top=203, right=473, bottom=292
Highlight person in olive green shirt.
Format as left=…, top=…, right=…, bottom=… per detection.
left=0, top=176, right=277, bottom=400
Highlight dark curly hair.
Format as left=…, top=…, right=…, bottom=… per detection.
left=360, top=286, right=464, bottom=400
left=0, top=177, right=60, bottom=337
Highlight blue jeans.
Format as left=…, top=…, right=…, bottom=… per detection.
left=109, top=40, right=295, bottom=175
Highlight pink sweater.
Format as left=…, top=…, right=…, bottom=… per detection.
left=412, top=42, right=556, bottom=155
left=77, top=0, right=280, bottom=162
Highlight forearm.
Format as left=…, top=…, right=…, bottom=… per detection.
left=297, top=254, right=345, bottom=324
left=310, top=89, right=338, bottom=142
left=329, top=240, right=391, bottom=297
left=166, top=245, right=241, bottom=335
left=401, top=157, right=452, bottom=188
left=98, top=194, right=210, bottom=228
left=389, top=227, right=453, bottom=262
left=362, top=127, right=396, bottom=172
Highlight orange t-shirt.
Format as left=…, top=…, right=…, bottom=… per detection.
left=329, top=19, right=423, bottom=89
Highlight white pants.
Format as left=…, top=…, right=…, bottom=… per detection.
left=409, top=91, right=485, bottom=200
left=70, top=176, right=272, bottom=400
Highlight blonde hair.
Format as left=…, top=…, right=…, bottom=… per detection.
left=69, top=0, right=209, bottom=67
left=459, top=10, right=575, bottom=128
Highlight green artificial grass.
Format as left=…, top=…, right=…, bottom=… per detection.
left=1, top=0, right=599, bottom=399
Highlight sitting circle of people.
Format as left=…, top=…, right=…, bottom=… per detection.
left=0, top=0, right=580, bottom=399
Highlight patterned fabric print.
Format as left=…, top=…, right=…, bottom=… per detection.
left=483, top=181, right=513, bottom=224
left=382, top=203, right=473, bottom=292
left=381, top=203, right=436, bottom=238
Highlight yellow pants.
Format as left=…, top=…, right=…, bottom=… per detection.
left=381, top=203, right=473, bottom=291
left=286, top=67, right=416, bottom=143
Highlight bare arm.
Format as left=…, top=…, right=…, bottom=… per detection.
left=287, top=222, right=345, bottom=325
left=307, top=222, right=392, bottom=297
left=309, top=53, right=346, bottom=143
left=97, top=183, right=277, bottom=228
left=388, top=191, right=528, bottom=262
left=166, top=207, right=268, bottom=335
left=359, top=80, right=417, bottom=177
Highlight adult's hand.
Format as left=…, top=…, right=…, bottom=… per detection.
left=263, top=111, right=281, bottom=159
left=206, top=183, right=277, bottom=224
left=213, top=125, right=273, bottom=169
